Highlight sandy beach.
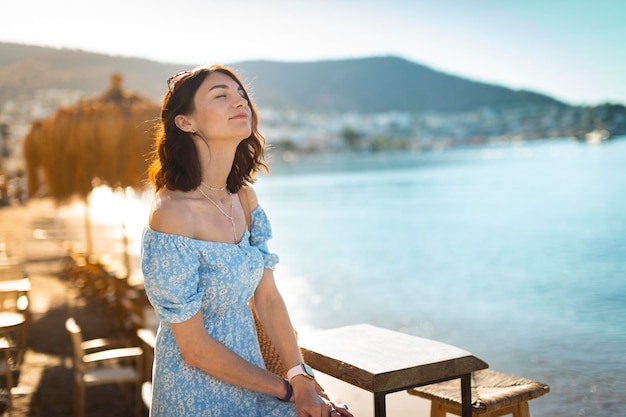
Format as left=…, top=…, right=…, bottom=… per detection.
left=0, top=198, right=430, bottom=417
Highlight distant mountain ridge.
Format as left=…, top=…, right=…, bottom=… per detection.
left=232, top=57, right=563, bottom=112
left=1, top=42, right=565, bottom=114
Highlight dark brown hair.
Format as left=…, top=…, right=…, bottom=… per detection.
left=148, top=64, right=268, bottom=193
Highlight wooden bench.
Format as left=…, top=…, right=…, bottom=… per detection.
left=407, top=368, right=550, bottom=417
left=298, top=324, right=488, bottom=417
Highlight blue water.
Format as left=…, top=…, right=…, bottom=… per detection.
left=251, top=138, right=626, bottom=416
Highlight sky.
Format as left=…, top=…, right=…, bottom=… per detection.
left=2, top=0, right=625, bottom=106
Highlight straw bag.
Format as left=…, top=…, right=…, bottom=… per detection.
left=239, top=188, right=288, bottom=378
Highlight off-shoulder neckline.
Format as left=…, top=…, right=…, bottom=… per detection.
left=144, top=226, right=250, bottom=246
left=144, top=205, right=262, bottom=246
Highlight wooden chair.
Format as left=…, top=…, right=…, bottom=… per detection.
left=407, top=369, right=550, bottom=417
left=0, top=289, right=29, bottom=314
left=0, top=289, right=29, bottom=389
left=141, top=381, right=152, bottom=411
left=65, top=317, right=144, bottom=417
left=0, top=313, right=27, bottom=416
left=135, top=328, right=155, bottom=411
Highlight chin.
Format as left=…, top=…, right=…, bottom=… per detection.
left=238, top=127, right=252, bottom=140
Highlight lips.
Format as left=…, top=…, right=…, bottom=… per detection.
left=230, top=112, right=249, bottom=120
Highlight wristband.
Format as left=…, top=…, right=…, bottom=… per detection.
left=276, top=378, right=293, bottom=402
left=286, top=363, right=315, bottom=381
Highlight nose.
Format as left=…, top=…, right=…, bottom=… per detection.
left=233, top=94, right=248, bottom=108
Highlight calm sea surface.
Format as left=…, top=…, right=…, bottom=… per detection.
left=255, top=138, right=626, bottom=417
left=111, top=137, right=625, bottom=416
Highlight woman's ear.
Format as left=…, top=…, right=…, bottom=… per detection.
left=174, top=114, right=194, bottom=133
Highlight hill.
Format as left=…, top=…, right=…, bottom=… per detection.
left=231, top=57, right=563, bottom=112
left=1, top=42, right=564, bottom=114
left=0, top=42, right=181, bottom=106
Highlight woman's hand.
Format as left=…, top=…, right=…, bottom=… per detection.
left=292, top=377, right=325, bottom=416
left=313, top=380, right=353, bottom=417
left=313, top=379, right=329, bottom=400
left=328, top=402, right=352, bottom=417
left=292, top=378, right=355, bottom=417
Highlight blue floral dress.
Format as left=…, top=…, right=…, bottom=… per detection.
left=141, top=205, right=297, bottom=417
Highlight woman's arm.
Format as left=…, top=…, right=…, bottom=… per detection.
left=253, top=268, right=329, bottom=414
left=170, top=312, right=289, bottom=399
left=245, top=187, right=329, bottom=413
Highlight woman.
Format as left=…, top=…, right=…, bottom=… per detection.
left=141, top=64, right=352, bottom=417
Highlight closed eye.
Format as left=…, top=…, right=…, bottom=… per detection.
left=208, top=84, right=248, bottom=101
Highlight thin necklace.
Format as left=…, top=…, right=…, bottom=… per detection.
left=197, top=186, right=237, bottom=243
left=201, top=181, right=227, bottom=191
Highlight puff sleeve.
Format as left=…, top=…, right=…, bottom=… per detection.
left=141, top=229, right=203, bottom=323
left=249, top=206, right=279, bottom=270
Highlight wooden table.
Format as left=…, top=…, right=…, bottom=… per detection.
left=0, top=278, right=31, bottom=313
left=298, top=324, right=488, bottom=417
left=0, top=312, right=25, bottom=330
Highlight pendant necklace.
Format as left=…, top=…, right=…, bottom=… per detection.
left=197, top=185, right=237, bottom=243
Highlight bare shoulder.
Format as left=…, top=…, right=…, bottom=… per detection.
left=149, top=188, right=195, bottom=237
left=242, top=185, right=259, bottom=210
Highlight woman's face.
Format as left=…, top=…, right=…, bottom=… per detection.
left=190, top=71, right=252, bottom=143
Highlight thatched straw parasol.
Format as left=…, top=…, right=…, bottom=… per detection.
left=23, top=74, right=159, bottom=275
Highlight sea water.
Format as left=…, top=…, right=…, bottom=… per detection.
left=101, top=136, right=625, bottom=416
left=254, top=137, right=626, bottom=417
